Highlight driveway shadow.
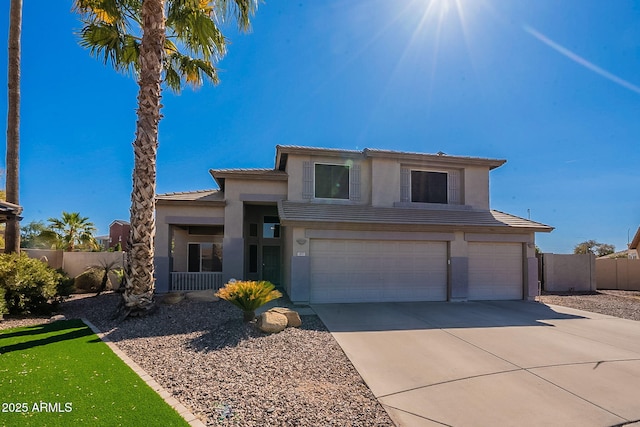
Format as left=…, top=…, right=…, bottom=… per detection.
left=313, top=301, right=587, bottom=332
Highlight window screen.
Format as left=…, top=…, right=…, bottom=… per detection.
left=315, top=164, right=349, bottom=199
left=411, top=171, right=448, bottom=204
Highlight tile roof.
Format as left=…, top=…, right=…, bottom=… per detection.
left=156, top=189, right=224, bottom=202
left=209, top=168, right=288, bottom=190
left=278, top=201, right=553, bottom=231
left=209, top=168, right=285, bottom=175
left=0, top=200, right=22, bottom=222
left=209, top=168, right=287, bottom=178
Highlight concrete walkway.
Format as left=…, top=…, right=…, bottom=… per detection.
left=313, top=301, right=640, bottom=427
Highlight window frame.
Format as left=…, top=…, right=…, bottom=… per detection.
left=262, top=216, right=281, bottom=239
left=314, top=162, right=351, bottom=200
left=410, top=169, right=449, bottom=204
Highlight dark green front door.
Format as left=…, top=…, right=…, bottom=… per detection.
left=262, top=245, right=281, bottom=285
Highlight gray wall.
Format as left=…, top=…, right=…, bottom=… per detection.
left=596, top=258, right=640, bottom=290
left=542, top=253, right=596, bottom=292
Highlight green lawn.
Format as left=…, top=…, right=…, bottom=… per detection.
left=0, top=319, right=190, bottom=427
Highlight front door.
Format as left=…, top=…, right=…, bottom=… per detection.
left=262, top=245, right=281, bottom=285
left=243, top=204, right=281, bottom=284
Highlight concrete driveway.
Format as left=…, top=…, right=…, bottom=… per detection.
left=313, top=301, right=640, bottom=427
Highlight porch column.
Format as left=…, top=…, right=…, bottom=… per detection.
left=223, top=197, right=244, bottom=283
left=154, top=220, right=172, bottom=293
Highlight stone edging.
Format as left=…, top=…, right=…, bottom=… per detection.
left=81, top=318, right=205, bottom=427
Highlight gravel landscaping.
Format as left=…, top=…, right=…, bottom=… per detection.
left=538, top=290, right=640, bottom=321
left=14, top=293, right=393, bottom=426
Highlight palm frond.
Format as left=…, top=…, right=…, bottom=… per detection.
left=78, top=23, right=140, bottom=73
left=167, top=1, right=227, bottom=61
left=166, top=52, right=219, bottom=91
left=73, top=0, right=140, bottom=32
left=212, top=0, right=257, bottom=31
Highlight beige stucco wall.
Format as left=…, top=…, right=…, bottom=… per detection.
left=463, top=166, right=490, bottom=209
left=286, top=154, right=304, bottom=201
left=223, top=179, right=287, bottom=239
left=543, top=253, right=596, bottom=292
left=371, top=157, right=400, bottom=207
left=596, top=258, right=640, bottom=290
left=285, top=153, right=493, bottom=210
left=24, top=249, right=125, bottom=279
left=24, top=249, right=63, bottom=270
left=155, top=204, right=225, bottom=258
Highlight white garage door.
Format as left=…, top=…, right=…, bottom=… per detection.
left=310, top=239, right=447, bottom=303
left=468, top=242, right=523, bottom=300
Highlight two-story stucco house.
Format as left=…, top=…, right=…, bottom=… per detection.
left=155, top=145, right=553, bottom=303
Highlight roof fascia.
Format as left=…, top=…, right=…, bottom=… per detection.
left=156, top=198, right=226, bottom=207
left=278, top=218, right=552, bottom=233
left=276, top=145, right=364, bottom=159
left=364, top=149, right=506, bottom=170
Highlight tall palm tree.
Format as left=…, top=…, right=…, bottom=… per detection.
left=5, top=0, right=22, bottom=254
left=74, top=0, right=257, bottom=316
left=47, top=211, right=97, bottom=252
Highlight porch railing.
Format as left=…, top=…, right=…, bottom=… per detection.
left=170, top=272, right=225, bottom=292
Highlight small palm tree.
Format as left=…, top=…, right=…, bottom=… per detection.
left=216, top=280, right=282, bottom=322
left=86, top=259, right=124, bottom=296
left=47, top=212, right=97, bottom=252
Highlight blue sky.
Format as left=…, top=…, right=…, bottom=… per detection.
left=1, top=0, right=638, bottom=253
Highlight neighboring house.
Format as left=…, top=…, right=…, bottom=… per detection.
left=94, top=220, right=130, bottom=250
left=629, top=227, right=640, bottom=259
left=109, top=220, right=130, bottom=251
left=155, top=145, right=553, bottom=303
left=0, top=200, right=22, bottom=222
left=95, top=235, right=111, bottom=249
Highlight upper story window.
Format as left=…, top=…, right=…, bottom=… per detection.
left=315, top=164, right=350, bottom=199
left=411, top=171, right=448, bottom=204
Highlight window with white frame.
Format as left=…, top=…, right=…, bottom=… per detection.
left=411, top=170, right=448, bottom=204
left=315, top=164, right=350, bottom=199
left=188, top=242, right=223, bottom=272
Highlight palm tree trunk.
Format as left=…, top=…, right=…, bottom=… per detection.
left=5, top=0, right=22, bottom=254
left=122, top=0, right=166, bottom=316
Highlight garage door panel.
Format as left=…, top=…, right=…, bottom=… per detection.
left=468, top=242, right=522, bottom=300
left=310, top=239, right=447, bottom=303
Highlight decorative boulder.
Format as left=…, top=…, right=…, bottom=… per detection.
left=49, top=314, right=66, bottom=323
left=161, top=292, right=185, bottom=305
left=267, top=307, right=302, bottom=328
left=185, top=289, right=219, bottom=302
left=257, top=311, right=288, bottom=333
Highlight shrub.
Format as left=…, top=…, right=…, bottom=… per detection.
left=56, top=269, right=75, bottom=300
left=0, top=253, right=64, bottom=315
left=73, top=269, right=105, bottom=293
left=0, top=286, right=6, bottom=319
left=215, top=280, right=282, bottom=321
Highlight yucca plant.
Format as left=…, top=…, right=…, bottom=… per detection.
left=215, top=280, right=282, bottom=322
